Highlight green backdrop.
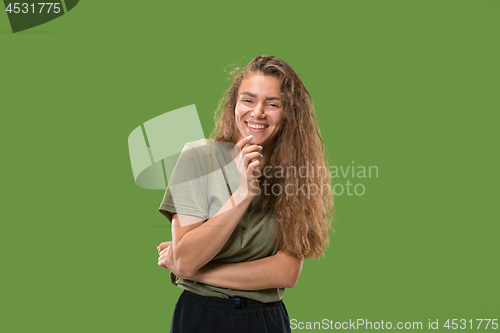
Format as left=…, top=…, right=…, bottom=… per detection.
left=1, top=0, right=498, bottom=331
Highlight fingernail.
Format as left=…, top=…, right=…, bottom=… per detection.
left=258, top=146, right=263, bottom=150
left=247, top=135, right=253, bottom=139
left=260, top=154, right=263, bottom=158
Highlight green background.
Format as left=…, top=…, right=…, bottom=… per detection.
left=1, top=0, right=498, bottom=331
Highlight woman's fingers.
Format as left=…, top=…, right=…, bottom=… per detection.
left=165, top=246, right=174, bottom=263
left=236, top=135, right=254, bottom=151
left=234, top=136, right=264, bottom=170
left=158, top=247, right=170, bottom=269
left=157, top=241, right=172, bottom=254
left=158, top=254, right=167, bottom=269
left=248, top=159, right=261, bottom=171
left=244, top=151, right=263, bottom=168
left=233, top=136, right=264, bottom=199
left=158, top=246, right=176, bottom=271
left=159, top=245, right=171, bottom=256
left=241, top=144, right=262, bottom=155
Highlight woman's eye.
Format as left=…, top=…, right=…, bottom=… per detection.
left=269, top=103, right=280, bottom=108
left=243, top=99, right=253, bottom=103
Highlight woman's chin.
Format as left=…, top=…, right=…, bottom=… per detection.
left=237, top=128, right=275, bottom=147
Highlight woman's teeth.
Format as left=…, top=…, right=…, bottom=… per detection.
left=247, top=123, right=267, bottom=129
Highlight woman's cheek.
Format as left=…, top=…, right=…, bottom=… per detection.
left=235, top=103, right=251, bottom=118
left=234, top=110, right=242, bottom=120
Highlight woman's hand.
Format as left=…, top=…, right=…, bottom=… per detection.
left=157, top=242, right=190, bottom=280
left=157, top=241, right=172, bottom=254
left=231, top=135, right=263, bottom=201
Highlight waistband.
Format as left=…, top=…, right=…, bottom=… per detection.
left=178, top=290, right=285, bottom=311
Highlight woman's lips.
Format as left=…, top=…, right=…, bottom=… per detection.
left=245, top=121, right=269, bottom=131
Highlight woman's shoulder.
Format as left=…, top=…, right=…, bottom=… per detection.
left=183, top=138, right=211, bottom=149
left=178, top=139, right=229, bottom=169
left=179, top=138, right=214, bottom=157
left=185, top=139, right=236, bottom=158
left=170, top=139, right=213, bottom=177
left=177, top=139, right=236, bottom=177
left=183, top=138, right=230, bottom=151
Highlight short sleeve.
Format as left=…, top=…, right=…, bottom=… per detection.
left=158, top=142, right=211, bottom=222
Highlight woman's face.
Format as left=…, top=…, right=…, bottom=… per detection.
left=234, top=72, right=283, bottom=148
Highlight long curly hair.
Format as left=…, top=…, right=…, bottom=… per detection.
left=210, top=55, right=334, bottom=258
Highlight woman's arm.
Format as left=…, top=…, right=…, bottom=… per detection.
left=171, top=193, right=251, bottom=278
left=170, top=136, right=263, bottom=278
left=159, top=245, right=304, bottom=290
left=192, top=251, right=304, bottom=290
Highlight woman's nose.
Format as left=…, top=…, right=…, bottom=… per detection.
left=253, top=103, right=265, bottom=118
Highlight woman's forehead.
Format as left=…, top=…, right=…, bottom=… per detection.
left=238, top=73, right=281, bottom=98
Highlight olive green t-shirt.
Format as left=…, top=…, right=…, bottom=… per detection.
left=158, top=138, right=285, bottom=303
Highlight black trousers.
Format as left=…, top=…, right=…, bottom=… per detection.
left=170, top=290, right=291, bottom=333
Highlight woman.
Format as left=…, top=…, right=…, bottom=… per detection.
left=157, top=55, right=334, bottom=333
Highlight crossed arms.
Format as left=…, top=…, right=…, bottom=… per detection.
left=157, top=187, right=304, bottom=290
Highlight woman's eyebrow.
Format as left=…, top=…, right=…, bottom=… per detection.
left=240, top=92, right=281, bottom=101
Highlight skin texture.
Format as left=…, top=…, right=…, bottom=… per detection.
left=157, top=73, right=304, bottom=290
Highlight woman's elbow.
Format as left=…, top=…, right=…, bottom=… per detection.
left=284, top=258, right=304, bottom=288
left=172, top=243, right=204, bottom=278
left=174, top=256, right=199, bottom=279
left=285, top=270, right=301, bottom=288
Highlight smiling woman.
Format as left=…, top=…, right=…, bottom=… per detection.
left=157, top=55, right=334, bottom=333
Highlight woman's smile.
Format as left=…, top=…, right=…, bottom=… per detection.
left=245, top=121, right=269, bottom=131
